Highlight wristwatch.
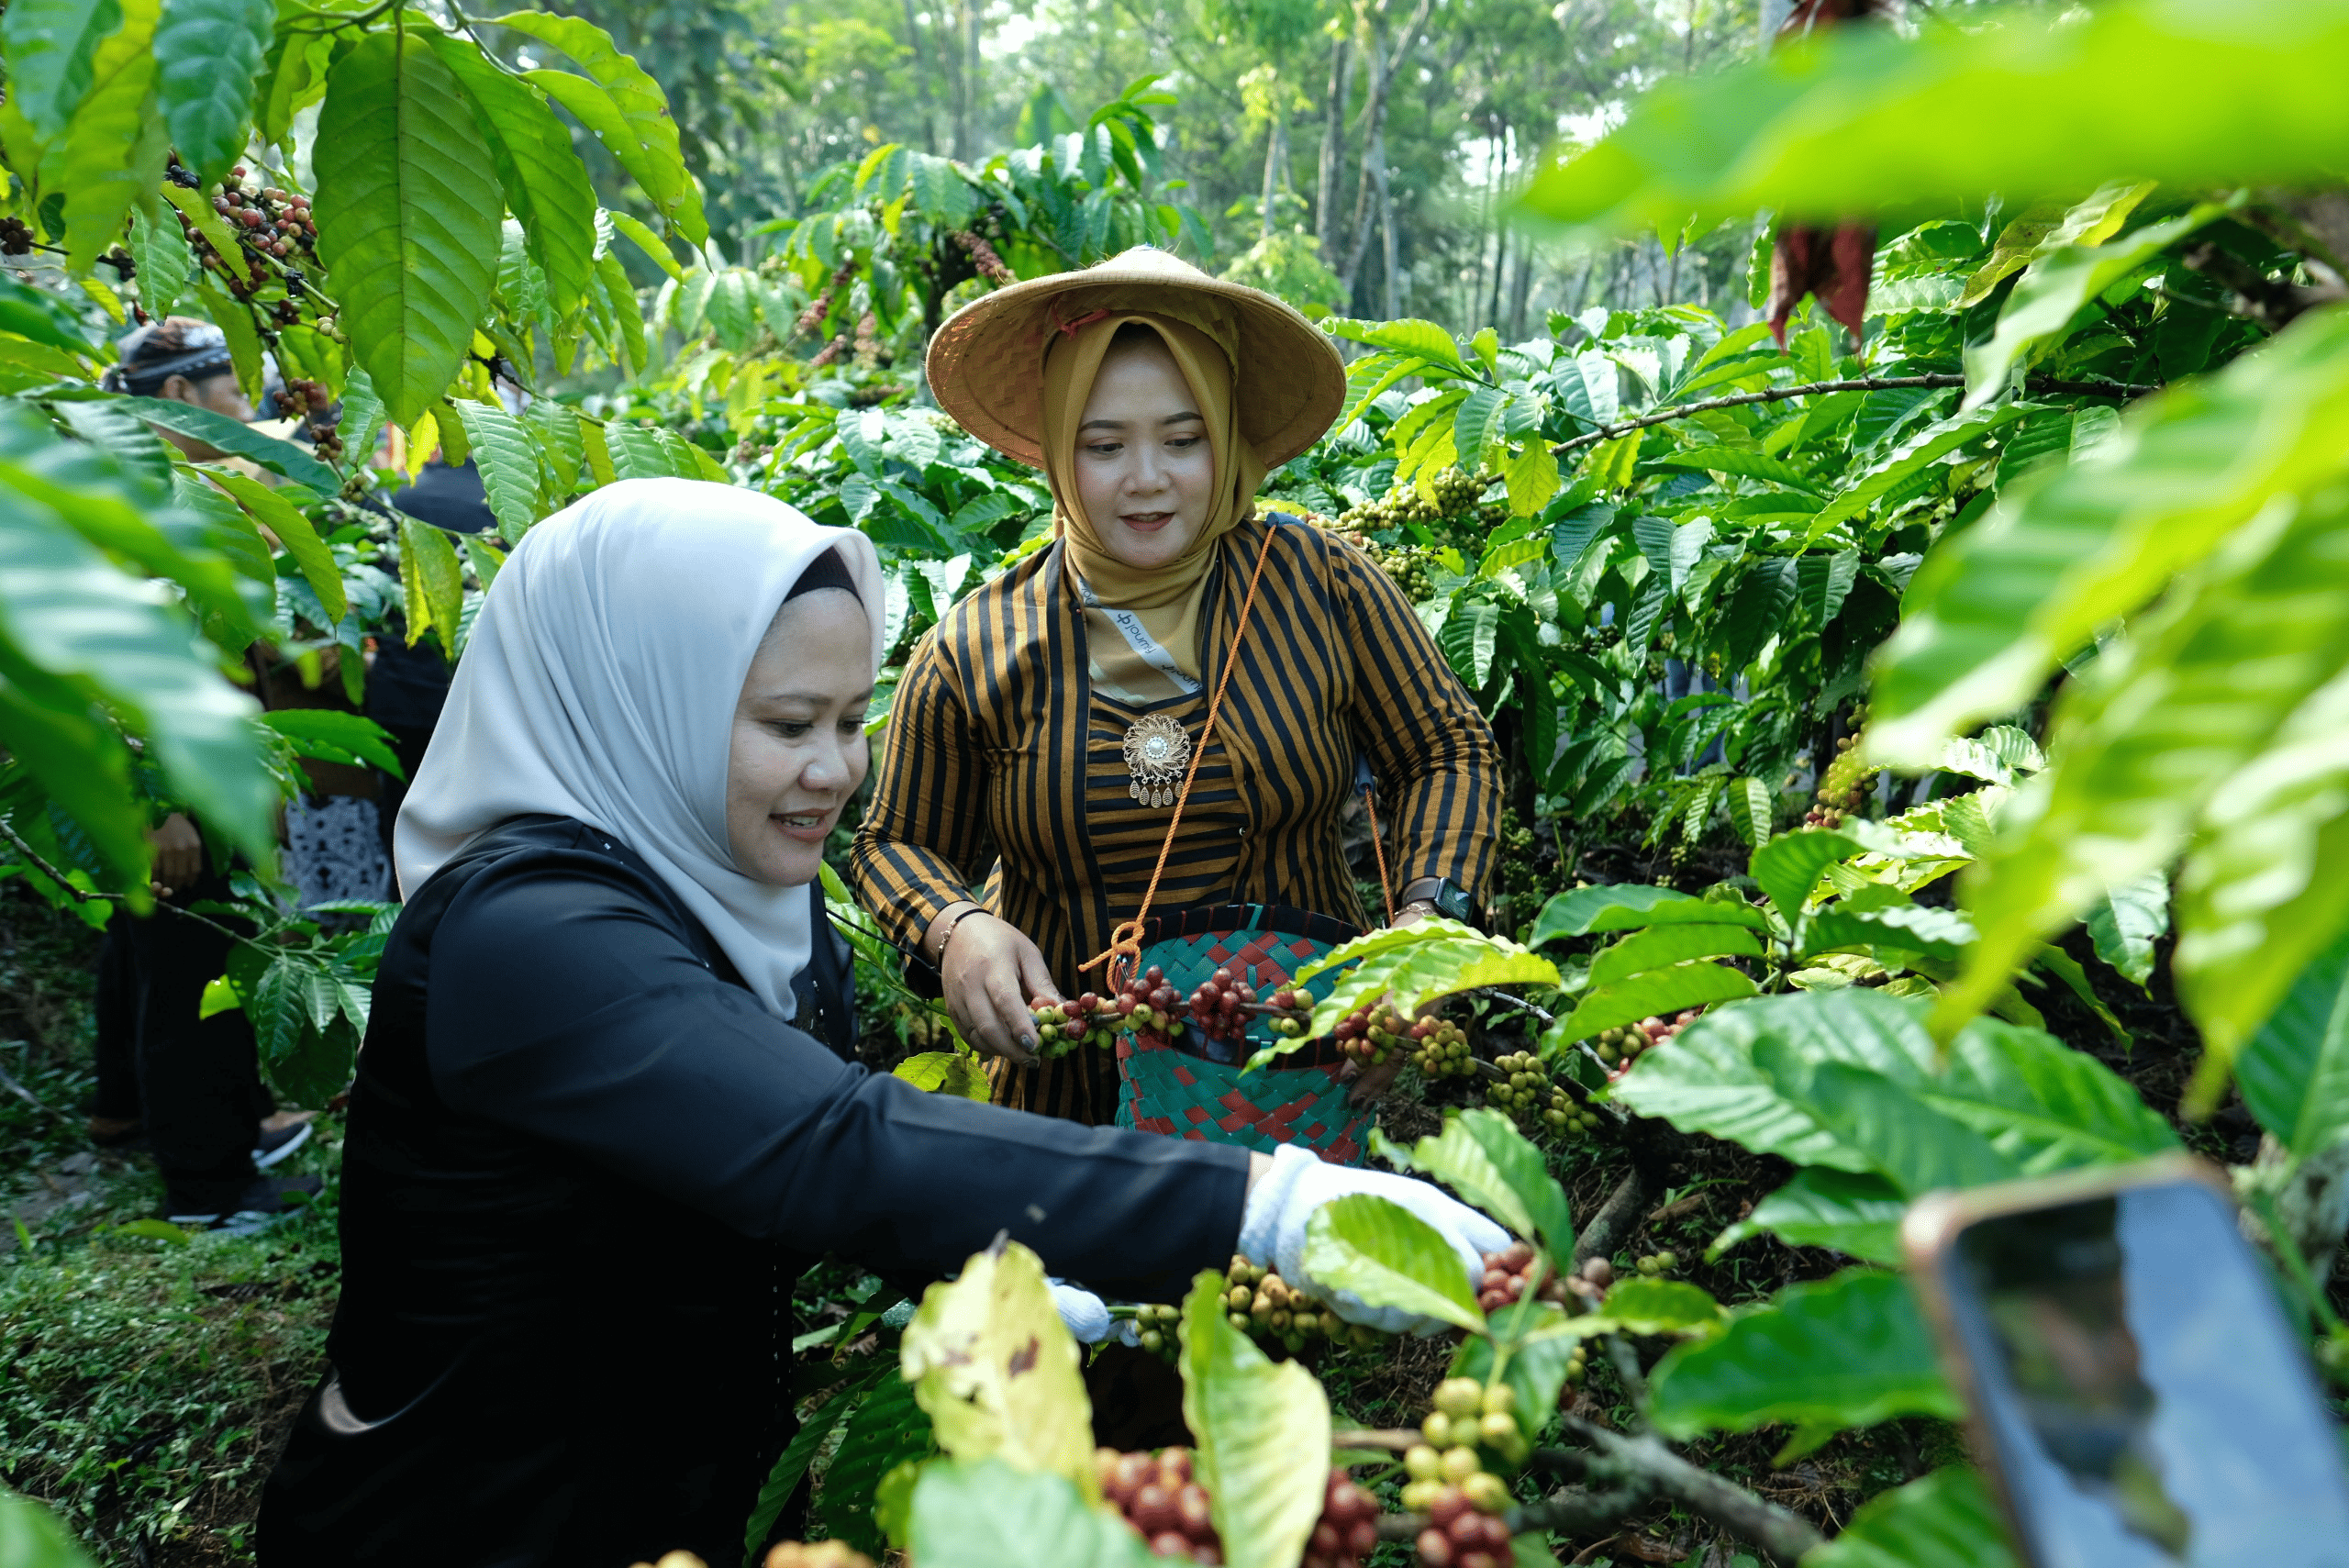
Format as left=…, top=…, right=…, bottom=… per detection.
left=1399, top=877, right=1476, bottom=925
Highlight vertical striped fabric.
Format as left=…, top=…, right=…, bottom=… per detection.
left=849, top=516, right=1501, bottom=1124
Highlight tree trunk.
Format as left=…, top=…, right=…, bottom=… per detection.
left=900, top=0, right=941, bottom=154
left=1508, top=226, right=1537, bottom=338
left=1261, top=107, right=1288, bottom=240
left=1339, top=0, right=1434, bottom=297
left=1375, top=138, right=1400, bottom=317
left=1315, top=35, right=1352, bottom=257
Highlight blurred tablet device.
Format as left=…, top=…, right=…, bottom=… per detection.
left=1904, top=1156, right=2349, bottom=1568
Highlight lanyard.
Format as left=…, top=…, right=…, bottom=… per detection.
left=1076, top=576, right=1202, bottom=695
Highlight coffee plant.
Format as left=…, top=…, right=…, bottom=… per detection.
left=10, top=0, right=2349, bottom=1562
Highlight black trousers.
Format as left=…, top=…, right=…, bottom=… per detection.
left=93, top=873, right=270, bottom=1209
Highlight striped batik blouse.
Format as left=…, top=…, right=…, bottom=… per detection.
left=849, top=515, right=1501, bottom=1125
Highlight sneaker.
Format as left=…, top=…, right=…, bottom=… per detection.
left=167, top=1173, right=323, bottom=1228
left=252, top=1117, right=315, bottom=1170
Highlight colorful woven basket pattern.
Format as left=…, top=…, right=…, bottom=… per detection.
left=1113, top=905, right=1369, bottom=1166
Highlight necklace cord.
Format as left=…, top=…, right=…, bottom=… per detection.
left=1082, top=523, right=1282, bottom=993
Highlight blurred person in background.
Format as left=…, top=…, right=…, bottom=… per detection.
left=88, top=319, right=319, bottom=1222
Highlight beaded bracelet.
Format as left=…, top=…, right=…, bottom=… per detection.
left=930, top=904, right=984, bottom=967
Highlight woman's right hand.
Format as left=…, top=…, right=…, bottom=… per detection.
left=937, top=909, right=1063, bottom=1065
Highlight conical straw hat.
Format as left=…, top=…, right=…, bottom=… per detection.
left=927, top=245, right=1346, bottom=471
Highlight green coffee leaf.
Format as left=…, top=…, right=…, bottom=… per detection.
left=1802, top=903, right=1974, bottom=964
left=1964, top=205, right=2229, bottom=408
left=813, top=1371, right=935, bottom=1556
left=1301, top=1194, right=1484, bottom=1333
left=2171, top=659, right=2349, bottom=1100
left=1559, top=960, right=1756, bottom=1042
left=59, top=0, right=163, bottom=272
left=741, top=1364, right=889, bottom=1568
left=1750, top=828, right=1861, bottom=920
left=1937, top=724, right=2044, bottom=788
left=1177, top=1273, right=1330, bottom=1568
left=121, top=397, right=339, bottom=493
left=1804, top=1467, right=2019, bottom=1568
left=1319, top=317, right=1471, bottom=377
left=260, top=709, right=402, bottom=775
left=1710, top=1168, right=1906, bottom=1266
left=2085, top=871, right=2169, bottom=987
left=1519, top=4, right=2349, bottom=233
left=899, top=1240, right=1096, bottom=1496
left=2, top=0, right=125, bottom=143
left=314, top=30, right=506, bottom=428
left=0, top=1485, right=101, bottom=1567
left=1873, top=308, right=2349, bottom=766
left=1609, top=1001, right=1871, bottom=1173
left=1647, top=1270, right=1960, bottom=1443
left=153, top=0, right=274, bottom=187
left=1531, top=884, right=1769, bottom=943
left=2236, top=929, right=2349, bottom=1162
left=1653, top=447, right=1819, bottom=493
left=1764, top=1051, right=2023, bottom=1195
left=450, top=397, right=543, bottom=542
left=1803, top=405, right=2028, bottom=543
left=1588, top=924, right=1765, bottom=987
left=204, top=467, right=345, bottom=622
left=492, top=9, right=706, bottom=243
left=398, top=515, right=464, bottom=657
left=124, top=203, right=192, bottom=323
left=1948, top=475, right=2349, bottom=1072
left=1581, top=1278, right=1723, bottom=1338
left=425, top=31, right=599, bottom=318
left=907, top=1460, right=1158, bottom=1568
left=894, top=1051, right=991, bottom=1100
left=1389, top=1108, right=1572, bottom=1259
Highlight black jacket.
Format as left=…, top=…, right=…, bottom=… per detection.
left=259, top=817, right=1249, bottom=1566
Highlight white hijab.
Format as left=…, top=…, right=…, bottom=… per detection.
left=393, top=476, right=885, bottom=1019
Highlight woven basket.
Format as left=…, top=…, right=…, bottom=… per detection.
left=1112, top=904, right=1370, bottom=1166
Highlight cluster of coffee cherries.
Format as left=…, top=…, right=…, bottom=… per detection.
left=1633, top=1249, right=1680, bottom=1278
left=1096, top=1447, right=1221, bottom=1563
left=1223, top=1254, right=1376, bottom=1355
left=1806, top=729, right=1873, bottom=829
left=0, top=216, right=31, bottom=256
left=1588, top=1010, right=1701, bottom=1072
left=174, top=165, right=317, bottom=304
left=1186, top=966, right=1264, bottom=1047
left=1308, top=997, right=1408, bottom=1063
left=273, top=375, right=343, bottom=455
left=1481, top=1051, right=1594, bottom=1138
left=1301, top=1468, right=1383, bottom=1568
left=1410, top=1016, right=1475, bottom=1078
left=1112, top=963, right=1191, bottom=1039
left=1400, top=1379, right=1523, bottom=1568
left=1030, top=991, right=1123, bottom=1059
left=1332, top=465, right=1490, bottom=532
left=1476, top=1241, right=1570, bottom=1318
left=1128, top=1301, right=1184, bottom=1361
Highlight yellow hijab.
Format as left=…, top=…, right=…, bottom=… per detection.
left=1041, top=304, right=1268, bottom=697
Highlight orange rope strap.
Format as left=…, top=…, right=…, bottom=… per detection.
left=1082, top=525, right=1282, bottom=995
left=1362, top=784, right=1396, bottom=927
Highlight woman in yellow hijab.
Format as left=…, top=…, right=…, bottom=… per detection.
left=852, top=248, right=1501, bottom=1126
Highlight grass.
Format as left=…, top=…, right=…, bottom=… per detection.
left=0, top=883, right=341, bottom=1567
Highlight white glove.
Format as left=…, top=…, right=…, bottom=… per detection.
left=1048, top=1279, right=1115, bottom=1345
left=1238, top=1143, right=1510, bottom=1336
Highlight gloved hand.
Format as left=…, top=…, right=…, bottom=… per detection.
left=1238, top=1143, right=1511, bottom=1336
left=1048, top=1279, right=1127, bottom=1345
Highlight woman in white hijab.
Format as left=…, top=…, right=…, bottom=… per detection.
left=255, top=478, right=1503, bottom=1567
